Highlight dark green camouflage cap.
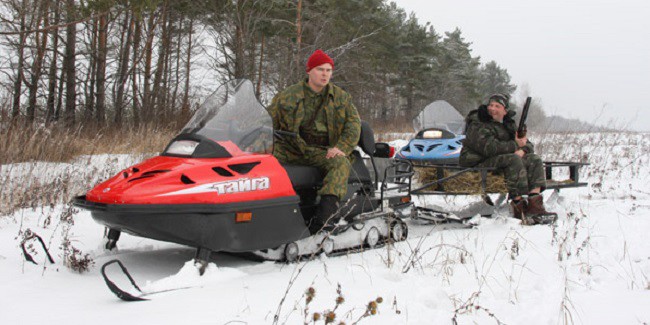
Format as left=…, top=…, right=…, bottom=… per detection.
left=488, top=93, right=510, bottom=109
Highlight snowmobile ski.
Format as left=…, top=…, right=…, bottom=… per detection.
left=101, top=259, right=195, bottom=302
left=101, top=259, right=147, bottom=301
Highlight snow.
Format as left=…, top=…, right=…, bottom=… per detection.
left=1, top=132, right=650, bottom=324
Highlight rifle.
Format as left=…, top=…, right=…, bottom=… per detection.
left=518, top=97, right=532, bottom=138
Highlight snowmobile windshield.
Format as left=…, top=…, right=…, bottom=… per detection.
left=413, top=100, right=465, bottom=135
left=179, top=79, right=273, bottom=155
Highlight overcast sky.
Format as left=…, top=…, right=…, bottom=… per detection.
left=391, top=0, right=650, bottom=131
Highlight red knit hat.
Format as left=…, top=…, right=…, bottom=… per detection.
left=306, top=49, right=334, bottom=72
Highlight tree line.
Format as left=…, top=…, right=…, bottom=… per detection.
left=0, top=0, right=519, bottom=130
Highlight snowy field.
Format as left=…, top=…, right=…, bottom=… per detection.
left=1, top=132, right=649, bottom=324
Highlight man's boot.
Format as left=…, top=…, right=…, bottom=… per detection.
left=309, top=195, right=339, bottom=234
left=524, top=194, right=557, bottom=225
left=510, top=199, right=526, bottom=220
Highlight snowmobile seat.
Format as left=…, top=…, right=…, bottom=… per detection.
left=281, top=151, right=372, bottom=190
left=358, top=120, right=375, bottom=156
left=348, top=150, right=372, bottom=185
left=282, top=164, right=323, bottom=190
left=350, top=121, right=375, bottom=185
left=281, top=121, right=375, bottom=190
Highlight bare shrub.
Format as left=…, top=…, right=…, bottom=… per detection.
left=58, top=205, right=94, bottom=273
left=536, top=132, right=649, bottom=197
left=20, top=228, right=55, bottom=267
left=303, top=285, right=383, bottom=325
left=451, top=292, right=505, bottom=325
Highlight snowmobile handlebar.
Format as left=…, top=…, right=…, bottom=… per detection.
left=273, top=130, right=298, bottom=138
left=273, top=130, right=299, bottom=145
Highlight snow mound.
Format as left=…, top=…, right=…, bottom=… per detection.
left=143, top=261, right=245, bottom=293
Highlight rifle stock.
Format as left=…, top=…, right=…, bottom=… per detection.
left=518, top=97, right=532, bottom=138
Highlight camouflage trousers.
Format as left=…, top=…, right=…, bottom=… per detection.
left=478, top=153, right=546, bottom=197
left=274, top=144, right=352, bottom=200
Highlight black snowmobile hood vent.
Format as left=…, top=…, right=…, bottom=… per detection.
left=128, top=175, right=155, bottom=182
left=127, top=169, right=171, bottom=182
left=212, top=167, right=234, bottom=177
left=228, top=162, right=261, bottom=175
left=142, top=170, right=171, bottom=176
left=180, top=174, right=196, bottom=184
left=427, top=144, right=441, bottom=151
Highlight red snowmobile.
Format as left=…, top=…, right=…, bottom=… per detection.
left=74, top=79, right=413, bottom=269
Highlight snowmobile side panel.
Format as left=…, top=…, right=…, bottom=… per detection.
left=75, top=195, right=309, bottom=253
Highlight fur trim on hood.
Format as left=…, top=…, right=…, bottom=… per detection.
left=464, top=104, right=517, bottom=134
left=466, top=104, right=517, bottom=123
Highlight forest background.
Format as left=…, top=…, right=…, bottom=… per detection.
left=0, top=0, right=588, bottom=163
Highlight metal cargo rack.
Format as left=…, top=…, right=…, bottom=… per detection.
left=405, top=160, right=590, bottom=196
left=371, top=158, right=589, bottom=223
left=378, top=159, right=414, bottom=209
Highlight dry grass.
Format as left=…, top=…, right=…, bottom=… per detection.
left=1, top=122, right=178, bottom=216
left=416, top=167, right=508, bottom=194
left=1, top=122, right=176, bottom=164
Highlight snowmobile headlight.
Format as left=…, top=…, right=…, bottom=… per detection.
left=422, top=130, right=443, bottom=139
left=166, top=140, right=200, bottom=156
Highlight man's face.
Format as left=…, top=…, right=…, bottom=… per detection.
left=487, top=100, right=507, bottom=122
left=307, top=63, right=333, bottom=90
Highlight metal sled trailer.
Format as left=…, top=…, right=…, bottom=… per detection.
left=390, top=160, right=589, bottom=223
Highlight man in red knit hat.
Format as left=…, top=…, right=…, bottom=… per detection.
left=267, top=49, right=361, bottom=234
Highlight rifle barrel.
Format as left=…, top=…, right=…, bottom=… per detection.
left=518, top=97, right=532, bottom=135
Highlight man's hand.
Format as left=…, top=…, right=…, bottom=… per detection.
left=514, top=149, right=526, bottom=158
left=515, top=135, right=527, bottom=148
left=326, top=147, right=345, bottom=159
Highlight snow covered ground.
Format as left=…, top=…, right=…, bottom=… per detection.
left=1, top=132, right=649, bottom=324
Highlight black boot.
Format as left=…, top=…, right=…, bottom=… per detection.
left=309, top=195, right=339, bottom=234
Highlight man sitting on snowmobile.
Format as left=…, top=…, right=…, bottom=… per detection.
left=459, top=93, right=556, bottom=225
left=267, top=49, right=361, bottom=234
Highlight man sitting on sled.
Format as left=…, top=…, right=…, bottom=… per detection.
left=459, top=93, right=557, bottom=225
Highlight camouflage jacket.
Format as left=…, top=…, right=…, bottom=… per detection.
left=459, top=105, right=534, bottom=167
left=267, top=80, right=361, bottom=156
